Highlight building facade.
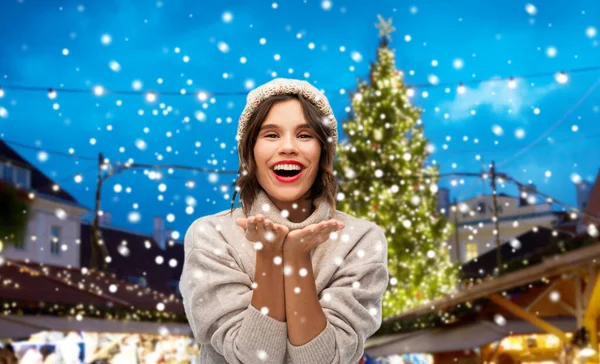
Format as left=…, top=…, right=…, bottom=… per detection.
left=447, top=192, right=562, bottom=264
left=0, top=140, right=183, bottom=295
left=0, top=141, right=88, bottom=268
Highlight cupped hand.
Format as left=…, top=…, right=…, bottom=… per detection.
left=236, top=214, right=290, bottom=255
left=283, top=219, right=345, bottom=256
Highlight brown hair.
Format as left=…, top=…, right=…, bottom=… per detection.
left=230, top=94, right=337, bottom=216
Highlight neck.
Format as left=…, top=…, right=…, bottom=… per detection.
left=269, top=193, right=314, bottom=223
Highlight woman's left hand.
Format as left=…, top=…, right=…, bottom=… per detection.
left=283, top=219, right=345, bottom=256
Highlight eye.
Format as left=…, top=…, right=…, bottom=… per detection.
left=264, top=133, right=278, bottom=138
left=299, top=134, right=313, bottom=139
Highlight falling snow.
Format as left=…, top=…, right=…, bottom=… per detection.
left=0, top=2, right=597, bottom=350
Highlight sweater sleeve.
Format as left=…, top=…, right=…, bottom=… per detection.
left=286, top=224, right=389, bottom=364
left=179, top=218, right=288, bottom=364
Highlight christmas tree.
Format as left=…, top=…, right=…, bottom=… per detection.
left=334, top=16, right=459, bottom=318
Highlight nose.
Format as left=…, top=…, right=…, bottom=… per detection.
left=278, top=133, right=299, bottom=154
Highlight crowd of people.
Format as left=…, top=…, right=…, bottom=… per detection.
left=0, top=332, right=199, bottom=364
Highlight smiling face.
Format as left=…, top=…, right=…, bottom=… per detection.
left=232, top=93, right=338, bottom=219
left=253, top=98, right=322, bottom=205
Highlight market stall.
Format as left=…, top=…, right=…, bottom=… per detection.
left=367, top=238, right=600, bottom=363
left=0, top=258, right=197, bottom=363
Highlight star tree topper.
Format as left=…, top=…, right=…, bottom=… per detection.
left=376, top=15, right=396, bottom=42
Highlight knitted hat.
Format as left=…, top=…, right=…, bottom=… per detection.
left=237, top=78, right=338, bottom=149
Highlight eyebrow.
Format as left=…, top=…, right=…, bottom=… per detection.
left=259, top=123, right=312, bottom=131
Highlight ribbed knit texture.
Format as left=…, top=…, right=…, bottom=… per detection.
left=180, top=189, right=389, bottom=363
left=248, top=190, right=333, bottom=230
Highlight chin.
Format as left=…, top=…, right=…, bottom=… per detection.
left=258, top=170, right=316, bottom=203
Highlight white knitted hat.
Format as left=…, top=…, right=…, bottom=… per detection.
left=237, top=78, right=338, bottom=149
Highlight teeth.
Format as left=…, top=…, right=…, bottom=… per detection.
left=274, top=164, right=302, bottom=171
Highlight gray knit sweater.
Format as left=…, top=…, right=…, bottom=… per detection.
left=179, top=190, right=389, bottom=363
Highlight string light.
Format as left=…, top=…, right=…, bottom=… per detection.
left=145, top=92, right=157, bottom=103
left=0, top=259, right=185, bottom=322
left=508, top=77, right=517, bottom=89
left=196, top=91, right=208, bottom=102
left=93, top=85, right=105, bottom=96
left=0, top=65, right=597, bottom=100
left=555, top=71, right=569, bottom=84
left=48, top=88, right=57, bottom=99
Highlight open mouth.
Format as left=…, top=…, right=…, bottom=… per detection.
left=273, top=168, right=302, bottom=178
left=271, top=161, right=305, bottom=182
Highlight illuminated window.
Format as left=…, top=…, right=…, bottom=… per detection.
left=50, top=226, right=61, bottom=256
left=465, top=242, right=478, bottom=261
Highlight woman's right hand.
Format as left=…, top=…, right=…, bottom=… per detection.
left=236, top=214, right=290, bottom=255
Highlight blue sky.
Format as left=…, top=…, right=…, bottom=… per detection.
left=0, top=0, right=599, bottom=237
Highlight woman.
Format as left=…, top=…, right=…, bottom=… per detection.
left=180, top=78, right=389, bottom=364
